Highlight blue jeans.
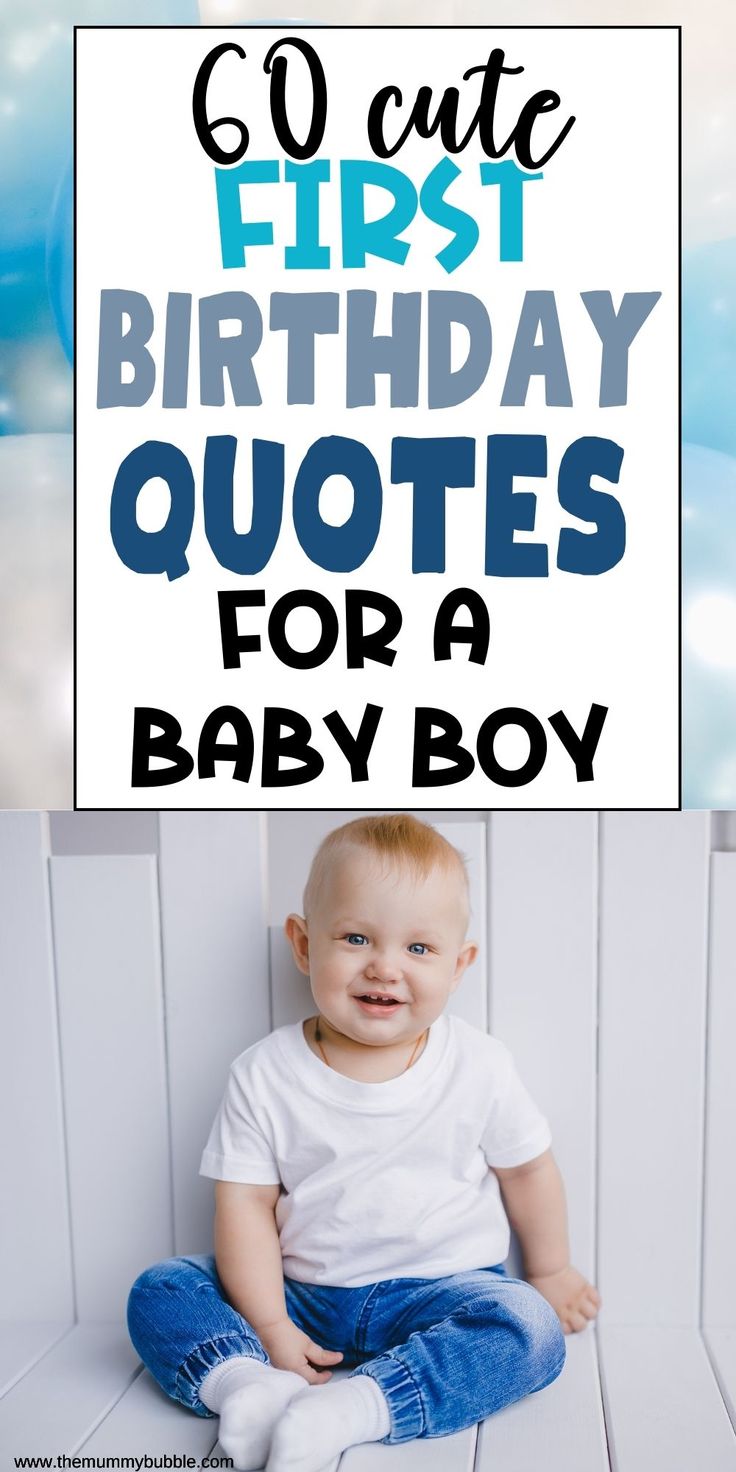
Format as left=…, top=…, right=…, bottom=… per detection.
left=127, top=1255, right=565, bottom=1443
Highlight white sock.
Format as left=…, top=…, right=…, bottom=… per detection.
left=266, top=1375, right=391, bottom=1472
left=199, top=1356, right=306, bottom=1471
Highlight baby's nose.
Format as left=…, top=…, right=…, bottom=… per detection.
left=365, top=951, right=403, bottom=981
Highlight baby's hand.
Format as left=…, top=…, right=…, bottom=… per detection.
left=258, top=1316, right=344, bottom=1384
left=528, top=1265, right=601, bottom=1334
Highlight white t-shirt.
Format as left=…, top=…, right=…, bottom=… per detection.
left=199, top=1013, right=551, bottom=1287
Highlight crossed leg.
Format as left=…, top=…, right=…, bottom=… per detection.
left=127, top=1258, right=565, bottom=1471
left=270, top=1266, right=566, bottom=1468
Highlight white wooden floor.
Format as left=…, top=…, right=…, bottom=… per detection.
left=2, top=1322, right=736, bottom=1469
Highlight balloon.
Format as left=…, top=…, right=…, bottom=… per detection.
left=47, top=160, right=73, bottom=364
left=683, top=441, right=736, bottom=808
left=0, top=433, right=73, bottom=808
left=0, top=16, right=71, bottom=339
left=1, top=1, right=200, bottom=353
left=95, top=0, right=200, bottom=17
left=683, top=237, right=736, bottom=459
left=40, top=8, right=301, bottom=368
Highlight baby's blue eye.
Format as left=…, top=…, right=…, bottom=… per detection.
left=408, top=943, right=429, bottom=955
left=346, top=933, right=368, bottom=945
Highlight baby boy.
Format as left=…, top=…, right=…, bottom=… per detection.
left=127, top=814, right=600, bottom=1472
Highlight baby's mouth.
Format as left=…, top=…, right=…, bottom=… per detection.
left=354, top=993, right=405, bottom=1014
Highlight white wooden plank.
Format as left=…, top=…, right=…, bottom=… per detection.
left=0, top=1324, right=139, bottom=1459
left=598, top=812, right=710, bottom=1325
left=599, top=1326, right=736, bottom=1471
left=159, top=812, right=271, bottom=1257
left=49, top=811, right=159, bottom=855
left=488, top=813, right=598, bottom=1278
left=703, top=854, right=736, bottom=1327
left=79, top=1366, right=219, bottom=1460
left=340, top=1426, right=477, bottom=1471
left=50, top=856, right=172, bottom=1321
left=0, top=812, right=74, bottom=1321
left=475, top=1329, right=608, bottom=1472
left=271, top=924, right=312, bottom=1027
left=0, top=1322, right=72, bottom=1399
left=706, top=1329, right=736, bottom=1429
left=437, top=820, right=486, bottom=1032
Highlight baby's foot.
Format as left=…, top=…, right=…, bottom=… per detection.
left=266, top=1376, right=391, bottom=1472
left=199, top=1357, right=306, bottom=1471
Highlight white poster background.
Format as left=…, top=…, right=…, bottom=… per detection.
left=76, top=26, right=679, bottom=807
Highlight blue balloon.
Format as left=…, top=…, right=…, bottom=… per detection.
left=47, top=161, right=74, bottom=365
left=682, top=441, right=736, bottom=807
left=102, top=0, right=199, bottom=16
left=1, top=2, right=201, bottom=389
left=0, top=22, right=71, bottom=339
left=683, top=237, right=736, bottom=459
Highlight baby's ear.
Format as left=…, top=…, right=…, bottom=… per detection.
left=450, top=940, right=478, bottom=991
left=285, top=913, right=311, bottom=976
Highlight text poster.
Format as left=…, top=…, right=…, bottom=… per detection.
left=76, top=25, right=679, bottom=807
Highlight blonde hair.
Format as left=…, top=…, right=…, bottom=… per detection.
left=303, top=814, right=469, bottom=923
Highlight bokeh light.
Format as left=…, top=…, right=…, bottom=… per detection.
left=685, top=593, right=736, bottom=672
left=0, top=434, right=73, bottom=809
left=683, top=237, right=736, bottom=460
left=683, top=443, right=736, bottom=808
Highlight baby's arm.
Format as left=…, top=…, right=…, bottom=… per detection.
left=214, top=1181, right=343, bottom=1382
left=494, top=1148, right=601, bottom=1333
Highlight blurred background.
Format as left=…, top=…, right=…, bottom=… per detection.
left=1, top=0, right=734, bottom=807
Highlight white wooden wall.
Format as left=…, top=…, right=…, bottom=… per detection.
left=0, top=811, right=270, bottom=1328
left=1, top=809, right=736, bottom=1468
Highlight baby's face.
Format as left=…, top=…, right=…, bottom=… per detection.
left=287, top=849, right=477, bottom=1047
